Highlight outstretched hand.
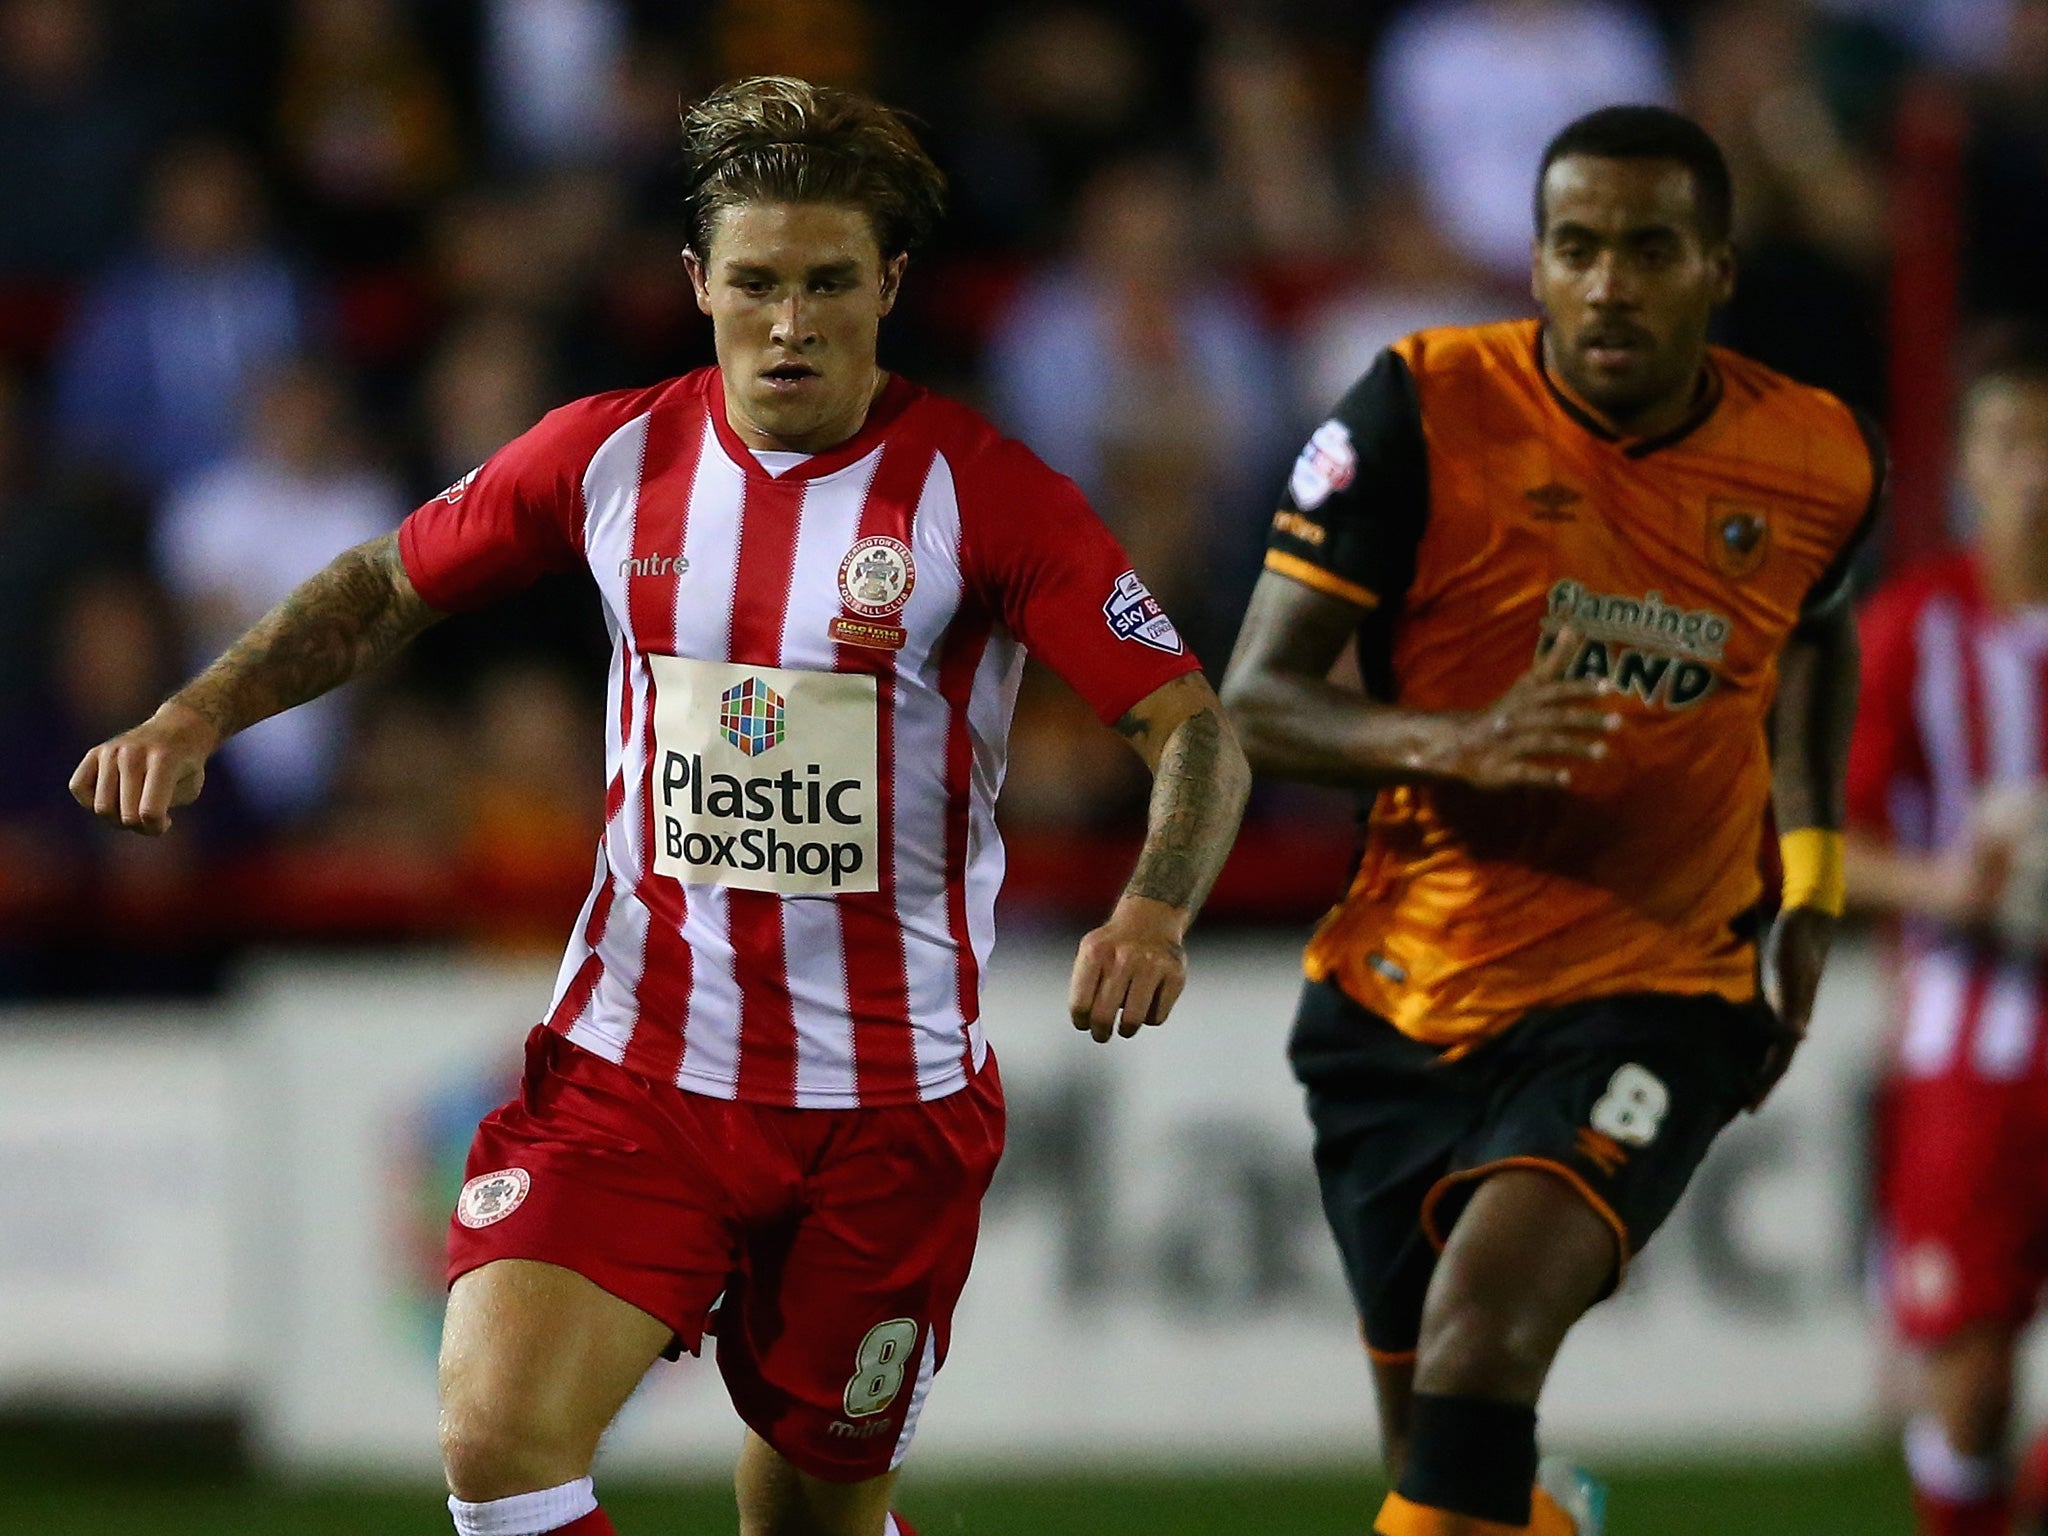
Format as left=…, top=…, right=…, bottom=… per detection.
left=1418, top=623, right=1620, bottom=790
left=67, top=701, right=218, bottom=836
left=1067, top=895, right=1188, bottom=1043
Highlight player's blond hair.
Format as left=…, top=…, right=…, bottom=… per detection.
left=680, top=76, right=946, bottom=261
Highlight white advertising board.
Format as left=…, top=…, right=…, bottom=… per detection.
left=237, top=936, right=1902, bottom=1475
left=0, top=1011, right=240, bottom=1403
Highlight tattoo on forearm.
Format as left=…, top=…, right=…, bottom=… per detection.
left=170, top=534, right=442, bottom=742
left=1124, top=707, right=1246, bottom=914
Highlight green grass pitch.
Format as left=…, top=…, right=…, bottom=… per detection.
left=0, top=1455, right=1916, bottom=1535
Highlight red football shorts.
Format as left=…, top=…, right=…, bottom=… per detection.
left=1880, top=1068, right=2048, bottom=1343
left=447, top=1025, right=1005, bottom=1480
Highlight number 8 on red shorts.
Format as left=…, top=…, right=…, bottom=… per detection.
left=449, top=1026, right=1006, bottom=1480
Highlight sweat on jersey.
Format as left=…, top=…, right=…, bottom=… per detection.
left=398, top=369, right=1201, bottom=1109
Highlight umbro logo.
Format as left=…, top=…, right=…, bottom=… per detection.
left=1524, top=483, right=1582, bottom=522
left=620, top=554, right=688, bottom=579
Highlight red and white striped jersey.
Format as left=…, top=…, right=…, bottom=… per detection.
left=399, top=369, right=1200, bottom=1108
left=1849, top=551, right=2048, bottom=1081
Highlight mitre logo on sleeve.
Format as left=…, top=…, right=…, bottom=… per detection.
left=1103, top=570, right=1184, bottom=655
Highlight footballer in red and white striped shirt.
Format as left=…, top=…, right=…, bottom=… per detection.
left=70, top=76, right=1250, bottom=1536
left=1846, top=325, right=2048, bottom=1536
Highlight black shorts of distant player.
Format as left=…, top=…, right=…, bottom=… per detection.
left=1290, top=979, right=1778, bottom=1361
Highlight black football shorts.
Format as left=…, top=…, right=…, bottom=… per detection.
left=1290, top=978, right=1777, bottom=1358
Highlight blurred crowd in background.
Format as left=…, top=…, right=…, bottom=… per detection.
left=0, top=0, right=2042, bottom=996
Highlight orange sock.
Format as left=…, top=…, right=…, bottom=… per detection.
left=1374, top=1491, right=1528, bottom=1535
left=1527, top=1486, right=1577, bottom=1535
left=1374, top=1486, right=1581, bottom=1536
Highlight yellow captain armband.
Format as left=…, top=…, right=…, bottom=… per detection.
left=1779, top=828, right=1846, bottom=917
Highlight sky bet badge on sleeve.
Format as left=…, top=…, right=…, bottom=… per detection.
left=648, top=656, right=880, bottom=894
left=1103, top=570, right=1184, bottom=656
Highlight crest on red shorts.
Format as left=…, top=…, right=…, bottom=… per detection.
left=456, top=1167, right=531, bottom=1228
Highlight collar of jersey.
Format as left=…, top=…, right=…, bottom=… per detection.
left=1532, top=326, right=1724, bottom=460
left=704, top=369, right=920, bottom=482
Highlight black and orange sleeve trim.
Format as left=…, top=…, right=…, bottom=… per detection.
left=1269, top=345, right=1431, bottom=699
left=1263, top=549, right=1379, bottom=608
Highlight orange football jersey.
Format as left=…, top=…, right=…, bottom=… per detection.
left=1266, top=319, right=1880, bottom=1047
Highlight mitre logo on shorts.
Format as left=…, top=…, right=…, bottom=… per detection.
left=456, top=1167, right=530, bottom=1228
left=1103, top=570, right=1183, bottom=656
left=1287, top=419, right=1356, bottom=511
left=650, top=655, right=880, bottom=894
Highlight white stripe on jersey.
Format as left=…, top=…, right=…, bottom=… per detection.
left=1894, top=588, right=2048, bottom=1086
left=669, top=438, right=746, bottom=1094
left=1900, top=946, right=1969, bottom=1078
left=887, top=453, right=969, bottom=1084
left=776, top=450, right=883, bottom=1101
left=1973, top=962, right=2038, bottom=1080
left=565, top=414, right=654, bottom=1059
left=544, top=843, right=609, bottom=1029
left=1914, top=598, right=1974, bottom=849
left=1977, top=626, right=2041, bottom=784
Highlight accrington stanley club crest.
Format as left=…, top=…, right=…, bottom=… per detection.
left=828, top=535, right=916, bottom=650
left=1706, top=499, right=1771, bottom=578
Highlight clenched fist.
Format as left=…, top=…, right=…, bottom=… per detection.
left=68, top=701, right=219, bottom=836
left=1068, top=895, right=1189, bottom=1043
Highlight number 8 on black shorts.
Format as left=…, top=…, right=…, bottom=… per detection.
left=1289, top=980, right=1777, bottom=1359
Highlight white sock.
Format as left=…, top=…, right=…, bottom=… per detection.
left=1905, top=1414, right=2006, bottom=1502
left=448, top=1476, right=599, bottom=1535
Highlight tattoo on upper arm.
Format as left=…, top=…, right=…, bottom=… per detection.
left=1113, top=707, right=1150, bottom=745
left=172, top=533, right=443, bottom=741
left=1125, top=707, right=1231, bottom=910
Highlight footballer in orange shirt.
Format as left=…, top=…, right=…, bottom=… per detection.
left=1223, top=106, right=1874, bottom=1536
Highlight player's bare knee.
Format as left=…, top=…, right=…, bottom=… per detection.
left=438, top=1400, right=583, bottom=1503
left=1415, top=1289, right=1561, bottom=1399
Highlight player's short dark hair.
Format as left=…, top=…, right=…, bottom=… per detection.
left=1535, top=105, right=1734, bottom=247
left=680, top=76, right=947, bottom=262
left=1963, top=318, right=2048, bottom=393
